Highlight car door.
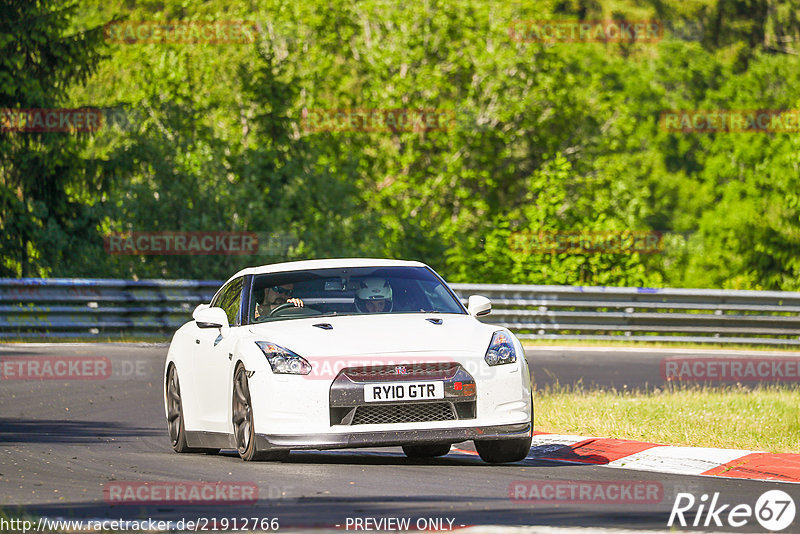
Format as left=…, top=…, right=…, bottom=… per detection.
left=193, top=276, right=245, bottom=433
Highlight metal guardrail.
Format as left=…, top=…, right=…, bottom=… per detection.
left=451, top=284, right=800, bottom=346
left=1, top=279, right=799, bottom=345
left=0, top=279, right=219, bottom=339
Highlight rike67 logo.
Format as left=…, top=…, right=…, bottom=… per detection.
left=669, top=490, right=796, bottom=531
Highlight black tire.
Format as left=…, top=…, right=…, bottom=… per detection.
left=232, top=364, right=288, bottom=462
left=166, top=365, right=219, bottom=454
left=166, top=365, right=190, bottom=453
left=475, top=394, right=534, bottom=464
left=474, top=436, right=532, bottom=463
left=402, top=443, right=452, bottom=458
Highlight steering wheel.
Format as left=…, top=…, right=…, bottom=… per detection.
left=268, top=302, right=297, bottom=316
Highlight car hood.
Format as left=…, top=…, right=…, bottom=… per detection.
left=247, top=313, right=495, bottom=358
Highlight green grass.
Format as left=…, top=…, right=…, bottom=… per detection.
left=535, top=383, right=800, bottom=453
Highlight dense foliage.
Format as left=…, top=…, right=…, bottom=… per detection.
left=2, top=0, right=799, bottom=288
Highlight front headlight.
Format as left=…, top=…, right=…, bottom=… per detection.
left=255, top=341, right=312, bottom=375
left=484, top=331, right=517, bottom=366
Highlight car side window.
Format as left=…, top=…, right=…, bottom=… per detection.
left=213, top=277, right=244, bottom=326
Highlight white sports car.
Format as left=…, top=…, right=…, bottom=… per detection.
left=164, top=258, right=533, bottom=463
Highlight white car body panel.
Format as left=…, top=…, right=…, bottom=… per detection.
left=164, top=259, right=532, bottom=454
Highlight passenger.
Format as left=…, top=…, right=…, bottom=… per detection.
left=354, top=278, right=393, bottom=313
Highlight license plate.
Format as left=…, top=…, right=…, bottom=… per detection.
left=363, top=381, right=444, bottom=402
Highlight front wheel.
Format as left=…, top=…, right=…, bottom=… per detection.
left=474, top=436, right=532, bottom=463
left=475, top=394, right=534, bottom=464
left=402, top=443, right=452, bottom=458
left=232, top=364, right=288, bottom=462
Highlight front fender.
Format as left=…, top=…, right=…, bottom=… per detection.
left=233, top=335, right=274, bottom=376
left=163, top=327, right=186, bottom=420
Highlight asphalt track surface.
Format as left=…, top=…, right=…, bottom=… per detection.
left=1, top=343, right=798, bottom=532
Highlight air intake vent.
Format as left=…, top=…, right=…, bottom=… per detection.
left=351, top=402, right=456, bottom=425
left=343, top=362, right=459, bottom=381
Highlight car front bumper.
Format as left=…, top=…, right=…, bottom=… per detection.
left=250, top=356, right=531, bottom=434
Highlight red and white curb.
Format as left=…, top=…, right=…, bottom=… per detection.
left=455, top=432, right=800, bottom=484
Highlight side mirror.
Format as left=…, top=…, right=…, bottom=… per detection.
left=194, top=306, right=229, bottom=329
left=467, top=295, right=491, bottom=317
left=193, top=303, right=210, bottom=316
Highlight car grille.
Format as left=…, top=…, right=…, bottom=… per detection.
left=343, top=362, right=459, bottom=381
left=350, top=402, right=456, bottom=425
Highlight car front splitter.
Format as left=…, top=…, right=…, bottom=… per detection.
left=255, top=421, right=531, bottom=451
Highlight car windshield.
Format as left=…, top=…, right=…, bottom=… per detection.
left=249, top=266, right=465, bottom=323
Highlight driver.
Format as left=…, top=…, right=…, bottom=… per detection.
left=255, top=283, right=303, bottom=319
left=354, top=278, right=393, bottom=313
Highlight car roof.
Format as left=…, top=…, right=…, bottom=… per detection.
left=224, top=258, right=429, bottom=286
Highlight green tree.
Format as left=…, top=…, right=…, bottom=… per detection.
left=0, top=0, right=107, bottom=276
